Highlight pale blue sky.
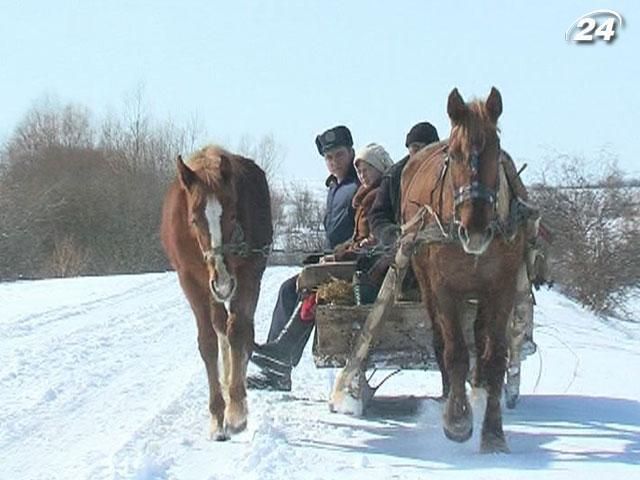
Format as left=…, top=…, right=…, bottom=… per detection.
left=1, top=1, right=638, bottom=181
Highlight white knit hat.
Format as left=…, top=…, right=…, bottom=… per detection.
left=354, top=143, right=394, bottom=174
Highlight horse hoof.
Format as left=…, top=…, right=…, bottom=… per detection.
left=209, top=418, right=229, bottom=441
left=480, top=433, right=510, bottom=454
left=224, top=418, right=248, bottom=435
left=443, top=423, right=473, bottom=443
left=443, top=396, right=473, bottom=442
left=224, top=399, right=248, bottom=434
left=329, top=393, right=365, bottom=416
left=211, top=429, right=229, bottom=442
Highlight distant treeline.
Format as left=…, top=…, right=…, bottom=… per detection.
left=0, top=96, right=325, bottom=281
left=1, top=97, right=638, bottom=318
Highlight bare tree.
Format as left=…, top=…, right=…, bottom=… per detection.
left=237, top=133, right=283, bottom=182
left=0, top=94, right=205, bottom=280
left=531, top=151, right=639, bottom=316
left=5, top=96, right=94, bottom=159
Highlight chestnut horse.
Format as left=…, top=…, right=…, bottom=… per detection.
left=401, top=88, right=525, bottom=453
left=161, top=145, right=272, bottom=440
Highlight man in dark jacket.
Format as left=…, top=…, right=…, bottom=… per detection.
left=247, top=125, right=359, bottom=391
left=369, top=122, right=440, bottom=246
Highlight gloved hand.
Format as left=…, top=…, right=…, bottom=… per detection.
left=302, top=253, right=322, bottom=265
left=300, top=294, right=317, bottom=322
left=379, top=224, right=401, bottom=247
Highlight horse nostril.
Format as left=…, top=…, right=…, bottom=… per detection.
left=458, top=224, right=469, bottom=242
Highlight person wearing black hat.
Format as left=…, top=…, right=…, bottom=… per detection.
left=368, top=121, right=441, bottom=246
left=247, top=125, right=359, bottom=391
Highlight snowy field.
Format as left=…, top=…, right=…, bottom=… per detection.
left=1, top=267, right=639, bottom=480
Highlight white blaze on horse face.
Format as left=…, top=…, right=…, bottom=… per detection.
left=204, top=195, right=223, bottom=251
left=205, top=195, right=234, bottom=300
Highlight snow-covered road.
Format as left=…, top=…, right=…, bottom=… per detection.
left=1, top=267, right=638, bottom=479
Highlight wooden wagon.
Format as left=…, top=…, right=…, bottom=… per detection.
left=298, top=257, right=531, bottom=414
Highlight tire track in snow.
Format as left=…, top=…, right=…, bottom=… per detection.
left=0, top=273, right=201, bottom=479
left=0, top=274, right=171, bottom=339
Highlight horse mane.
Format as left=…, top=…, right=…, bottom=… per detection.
left=186, top=144, right=260, bottom=190
left=496, top=153, right=511, bottom=222
left=182, top=144, right=272, bottom=247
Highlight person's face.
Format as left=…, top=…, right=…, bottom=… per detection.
left=408, top=142, right=427, bottom=157
left=355, top=160, right=382, bottom=188
left=324, top=146, right=353, bottom=179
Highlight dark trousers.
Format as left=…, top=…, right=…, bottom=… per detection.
left=266, top=274, right=300, bottom=342
left=264, top=273, right=314, bottom=367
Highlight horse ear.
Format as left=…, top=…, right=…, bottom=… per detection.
left=447, top=88, right=467, bottom=124
left=177, top=155, right=196, bottom=190
left=219, top=154, right=232, bottom=183
left=486, top=87, right=503, bottom=123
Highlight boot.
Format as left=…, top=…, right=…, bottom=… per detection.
left=246, top=366, right=292, bottom=392
left=353, top=270, right=378, bottom=305
left=251, top=303, right=314, bottom=371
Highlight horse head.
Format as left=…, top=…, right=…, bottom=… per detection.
left=447, top=87, right=503, bottom=255
left=177, top=152, right=238, bottom=302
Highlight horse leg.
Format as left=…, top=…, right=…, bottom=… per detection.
left=218, top=332, right=232, bottom=394
left=477, top=293, right=512, bottom=453
left=179, top=273, right=227, bottom=441
left=432, top=321, right=450, bottom=400
left=505, top=307, right=522, bottom=410
left=435, top=289, right=473, bottom=443
left=224, top=275, right=259, bottom=434
left=424, top=292, right=449, bottom=400
left=414, top=258, right=449, bottom=400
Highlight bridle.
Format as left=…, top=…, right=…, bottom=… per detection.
left=452, top=148, right=499, bottom=212
left=418, top=143, right=502, bottom=247
left=202, top=221, right=272, bottom=260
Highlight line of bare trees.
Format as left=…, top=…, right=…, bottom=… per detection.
left=0, top=95, right=325, bottom=280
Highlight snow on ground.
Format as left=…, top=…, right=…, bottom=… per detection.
left=1, top=267, right=639, bottom=480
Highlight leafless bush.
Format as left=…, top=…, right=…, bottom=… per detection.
left=287, top=183, right=324, bottom=231
left=531, top=151, right=639, bottom=316
left=237, top=133, right=283, bottom=183
left=282, top=182, right=325, bottom=253
left=46, top=235, right=90, bottom=277
left=0, top=93, right=205, bottom=280
left=5, top=97, right=94, bottom=158
left=269, top=185, right=287, bottom=237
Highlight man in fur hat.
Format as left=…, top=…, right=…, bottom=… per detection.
left=248, top=125, right=360, bottom=391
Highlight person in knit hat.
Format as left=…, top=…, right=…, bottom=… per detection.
left=405, top=121, right=440, bottom=156
left=351, top=143, right=394, bottom=245
left=330, top=143, right=394, bottom=261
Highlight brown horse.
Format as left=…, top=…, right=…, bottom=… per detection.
left=161, top=145, right=272, bottom=440
left=401, top=87, right=525, bottom=453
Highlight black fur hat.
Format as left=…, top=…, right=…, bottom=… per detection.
left=315, top=125, right=353, bottom=156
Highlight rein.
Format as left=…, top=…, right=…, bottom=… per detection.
left=205, top=222, right=272, bottom=259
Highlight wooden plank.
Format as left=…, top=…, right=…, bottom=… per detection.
left=297, top=261, right=357, bottom=291
left=313, top=302, right=439, bottom=370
